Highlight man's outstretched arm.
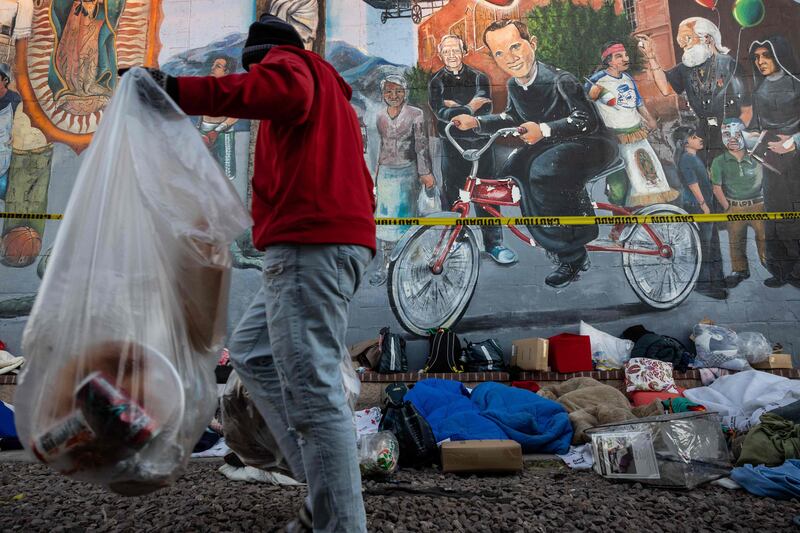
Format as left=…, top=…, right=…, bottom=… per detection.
left=176, top=54, right=314, bottom=124
left=124, top=53, right=315, bottom=124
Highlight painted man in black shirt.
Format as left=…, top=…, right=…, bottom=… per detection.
left=428, top=34, right=516, bottom=265
left=452, top=20, right=617, bottom=288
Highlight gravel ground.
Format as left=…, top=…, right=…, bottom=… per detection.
left=1, top=459, right=799, bottom=532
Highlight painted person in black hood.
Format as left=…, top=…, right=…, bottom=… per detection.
left=745, top=35, right=800, bottom=288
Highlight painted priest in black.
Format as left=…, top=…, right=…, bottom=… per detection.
left=428, top=33, right=517, bottom=265
left=452, top=19, right=617, bottom=288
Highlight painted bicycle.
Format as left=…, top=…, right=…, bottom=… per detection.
left=387, top=123, right=702, bottom=336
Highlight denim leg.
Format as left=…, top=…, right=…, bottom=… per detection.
left=227, top=286, right=307, bottom=481
left=263, top=244, right=370, bottom=533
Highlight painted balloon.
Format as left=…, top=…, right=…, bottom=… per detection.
left=733, top=0, right=765, bottom=28
left=694, top=0, right=717, bottom=9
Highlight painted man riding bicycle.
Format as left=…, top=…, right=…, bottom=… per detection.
left=452, top=19, right=618, bottom=288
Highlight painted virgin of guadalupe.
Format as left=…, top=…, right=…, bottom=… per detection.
left=48, top=0, right=126, bottom=115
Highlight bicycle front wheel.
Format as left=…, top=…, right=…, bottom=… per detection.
left=388, top=225, right=480, bottom=336
left=623, top=213, right=702, bottom=310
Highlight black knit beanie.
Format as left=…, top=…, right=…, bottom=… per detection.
left=241, top=15, right=304, bottom=71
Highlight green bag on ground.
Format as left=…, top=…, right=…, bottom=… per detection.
left=737, top=413, right=800, bottom=467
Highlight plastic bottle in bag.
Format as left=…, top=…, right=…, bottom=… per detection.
left=14, top=69, right=251, bottom=495
left=357, top=431, right=400, bottom=477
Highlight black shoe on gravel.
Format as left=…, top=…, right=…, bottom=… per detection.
left=545, top=255, right=590, bottom=288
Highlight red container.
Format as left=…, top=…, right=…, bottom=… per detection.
left=547, top=333, right=592, bottom=373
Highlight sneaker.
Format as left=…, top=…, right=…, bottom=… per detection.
left=487, top=245, right=518, bottom=265
left=724, top=271, right=750, bottom=289
left=545, top=254, right=590, bottom=288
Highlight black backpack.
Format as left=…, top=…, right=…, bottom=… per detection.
left=378, top=384, right=438, bottom=467
left=423, top=328, right=464, bottom=373
left=461, top=339, right=506, bottom=372
left=377, top=327, right=408, bottom=373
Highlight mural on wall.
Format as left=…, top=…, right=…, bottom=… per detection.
left=0, top=1, right=247, bottom=325
left=18, top=0, right=161, bottom=149
left=343, top=0, right=800, bottom=337
left=1, top=0, right=800, bottom=355
left=0, top=0, right=161, bottom=283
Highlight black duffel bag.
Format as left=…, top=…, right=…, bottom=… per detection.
left=461, top=338, right=506, bottom=372
left=378, top=384, right=437, bottom=467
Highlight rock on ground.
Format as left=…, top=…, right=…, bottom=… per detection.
left=1, top=460, right=798, bottom=532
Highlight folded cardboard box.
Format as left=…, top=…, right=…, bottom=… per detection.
left=752, top=354, right=793, bottom=369
left=511, top=338, right=549, bottom=371
left=440, top=440, right=523, bottom=474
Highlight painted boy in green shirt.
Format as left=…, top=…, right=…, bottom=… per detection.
left=711, top=118, right=766, bottom=288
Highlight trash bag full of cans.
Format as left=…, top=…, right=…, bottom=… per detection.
left=13, top=69, right=251, bottom=496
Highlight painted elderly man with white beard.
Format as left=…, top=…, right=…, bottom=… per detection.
left=638, top=17, right=752, bottom=163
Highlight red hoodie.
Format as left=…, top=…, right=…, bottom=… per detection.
left=175, top=47, right=376, bottom=252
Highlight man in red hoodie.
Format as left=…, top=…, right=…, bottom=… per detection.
left=125, top=15, right=375, bottom=532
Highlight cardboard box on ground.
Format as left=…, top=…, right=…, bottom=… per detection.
left=440, top=440, right=523, bottom=473
left=511, top=338, right=549, bottom=371
left=753, top=354, right=793, bottom=370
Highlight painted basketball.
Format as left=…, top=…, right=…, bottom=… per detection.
left=479, top=0, right=517, bottom=6
left=1, top=226, right=43, bottom=268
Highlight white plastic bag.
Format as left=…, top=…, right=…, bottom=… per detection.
left=14, top=69, right=251, bottom=496
left=580, top=321, right=633, bottom=370
left=692, top=324, right=750, bottom=371
left=417, top=185, right=441, bottom=216
left=736, top=332, right=772, bottom=364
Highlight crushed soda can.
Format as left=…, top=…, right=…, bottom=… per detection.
left=31, top=410, right=96, bottom=465
left=75, top=371, right=160, bottom=450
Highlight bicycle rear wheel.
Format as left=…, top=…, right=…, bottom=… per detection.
left=388, top=225, right=480, bottom=336
left=622, top=212, right=701, bottom=309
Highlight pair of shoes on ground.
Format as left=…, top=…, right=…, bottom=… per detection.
left=725, top=270, right=800, bottom=289
left=764, top=275, right=800, bottom=289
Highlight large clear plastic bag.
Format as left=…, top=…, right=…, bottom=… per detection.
left=736, top=332, right=772, bottom=364
left=587, top=412, right=731, bottom=489
left=14, top=69, right=251, bottom=496
left=221, top=371, right=290, bottom=473
left=692, top=323, right=750, bottom=371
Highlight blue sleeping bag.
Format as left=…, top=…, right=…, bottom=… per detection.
left=0, top=401, right=16, bottom=438
left=405, top=379, right=573, bottom=454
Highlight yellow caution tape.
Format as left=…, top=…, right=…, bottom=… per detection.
left=2, top=212, right=798, bottom=225
left=0, top=212, right=63, bottom=220
left=375, top=212, right=800, bottom=226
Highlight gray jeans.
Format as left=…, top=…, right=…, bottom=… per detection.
left=228, top=244, right=372, bottom=532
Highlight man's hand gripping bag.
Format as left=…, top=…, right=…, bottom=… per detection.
left=13, top=69, right=252, bottom=496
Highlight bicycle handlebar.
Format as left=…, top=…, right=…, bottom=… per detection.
left=445, top=122, right=522, bottom=161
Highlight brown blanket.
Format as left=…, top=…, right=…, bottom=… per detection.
left=539, top=377, right=664, bottom=444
